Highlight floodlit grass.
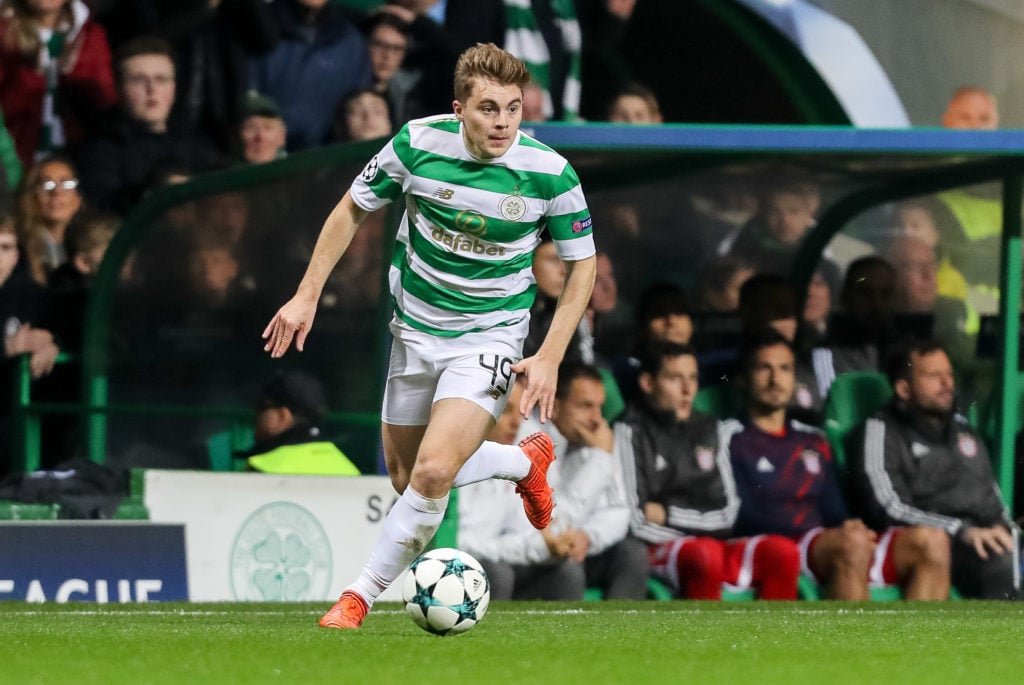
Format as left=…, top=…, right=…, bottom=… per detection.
left=4, top=601, right=1024, bottom=685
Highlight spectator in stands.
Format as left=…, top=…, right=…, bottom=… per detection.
left=848, top=339, right=1015, bottom=599
left=693, top=255, right=755, bottom=314
left=16, top=154, right=83, bottom=284
left=0, top=0, right=117, bottom=166
left=521, top=81, right=546, bottom=123
left=729, top=330, right=951, bottom=600
left=890, top=199, right=969, bottom=305
left=810, top=255, right=899, bottom=402
left=362, top=2, right=461, bottom=120
left=612, top=281, right=693, bottom=406
left=941, top=86, right=998, bottom=130
left=237, top=91, right=287, bottom=164
left=362, top=12, right=415, bottom=122
left=250, top=0, right=373, bottom=151
left=618, top=341, right=800, bottom=599
left=459, top=379, right=586, bottom=600
left=445, top=0, right=581, bottom=120
left=242, top=369, right=360, bottom=475
left=76, top=35, right=220, bottom=215
left=606, top=82, right=662, bottom=124
left=47, top=210, right=117, bottom=350
left=725, top=180, right=818, bottom=276
left=334, top=89, right=393, bottom=143
left=0, top=212, right=58, bottom=382
left=883, top=235, right=971, bottom=364
left=801, top=267, right=834, bottom=349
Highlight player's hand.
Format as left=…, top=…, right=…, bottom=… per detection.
left=576, top=417, right=614, bottom=452
left=262, top=292, right=318, bottom=358
left=644, top=502, right=667, bottom=526
left=566, top=529, right=590, bottom=563
left=511, top=352, right=559, bottom=423
left=542, top=527, right=573, bottom=557
left=963, top=525, right=1015, bottom=560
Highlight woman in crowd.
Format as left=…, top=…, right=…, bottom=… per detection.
left=16, top=153, right=83, bottom=284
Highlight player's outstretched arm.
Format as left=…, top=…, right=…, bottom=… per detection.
left=513, top=254, right=596, bottom=422
left=263, top=191, right=370, bottom=357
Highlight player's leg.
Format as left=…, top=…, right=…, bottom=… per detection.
left=806, top=524, right=874, bottom=600
left=381, top=423, right=426, bottom=494
left=435, top=353, right=555, bottom=528
left=321, top=398, right=494, bottom=629
left=674, top=538, right=726, bottom=599
left=887, top=526, right=950, bottom=600
left=741, top=535, right=800, bottom=600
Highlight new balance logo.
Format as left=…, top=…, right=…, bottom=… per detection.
left=432, top=187, right=455, bottom=200
left=756, top=457, right=775, bottom=473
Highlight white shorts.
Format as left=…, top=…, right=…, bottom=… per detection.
left=381, top=317, right=527, bottom=425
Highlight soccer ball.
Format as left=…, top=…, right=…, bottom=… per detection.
left=402, top=547, right=490, bottom=636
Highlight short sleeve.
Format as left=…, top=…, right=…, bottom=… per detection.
left=349, top=125, right=412, bottom=212
left=543, top=163, right=595, bottom=261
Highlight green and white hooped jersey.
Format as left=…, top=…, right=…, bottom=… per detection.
left=350, top=114, right=594, bottom=338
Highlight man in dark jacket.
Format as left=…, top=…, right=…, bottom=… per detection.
left=77, top=35, right=220, bottom=214
left=848, top=338, right=1018, bottom=599
left=617, top=340, right=800, bottom=599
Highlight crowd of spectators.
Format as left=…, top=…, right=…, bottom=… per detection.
left=0, top=1, right=1016, bottom=598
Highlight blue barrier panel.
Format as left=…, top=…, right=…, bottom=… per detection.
left=0, top=523, right=188, bottom=602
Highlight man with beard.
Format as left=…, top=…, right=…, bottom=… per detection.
left=729, top=330, right=951, bottom=600
left=848, top=339, right=1018, bottom=599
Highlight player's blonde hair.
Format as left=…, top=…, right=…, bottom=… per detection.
left=453, top=43, right=530, bottom=102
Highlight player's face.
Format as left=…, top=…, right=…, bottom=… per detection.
left=641, top=353, right=698, bottom=422
left=454, top=78, right=522, bottom=159
left=488, top=382, right=524, bottom=445
left=903, top=350, right=955, bottom=415
left=747, top=344, right=796, bottom=411
left=552, top=378, right=606, bottom=445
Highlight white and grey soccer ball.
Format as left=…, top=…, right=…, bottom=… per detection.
left=402, top=547, right=490, bottom=636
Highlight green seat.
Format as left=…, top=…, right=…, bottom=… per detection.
left=693, top=384, right=739, bottom=420
left=823, top=371, right=892, bottom=469
left=598, top=368, right=625, bottom=422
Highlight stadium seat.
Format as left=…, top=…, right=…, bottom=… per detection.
left=823, top=371, right=892, bottom=469
left=693, top=384, right=740, bottom=420
left=599, top=368, right=625, bottom=422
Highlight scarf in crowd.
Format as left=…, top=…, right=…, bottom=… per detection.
left=502, top=0, right=581, bottom=121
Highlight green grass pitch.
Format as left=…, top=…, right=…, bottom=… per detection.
left=4, top=601, right=1024, bottom=684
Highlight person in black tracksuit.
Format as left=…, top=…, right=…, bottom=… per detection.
left=848, top=339, right=1019, bottom=599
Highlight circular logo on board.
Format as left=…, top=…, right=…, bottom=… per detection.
left=230, top=502, right=332, bottom=601
left=499, top=195, right=527, bottom=221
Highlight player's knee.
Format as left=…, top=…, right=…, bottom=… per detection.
left=833, top=527, right=874, bottom=571
left=904, top=526, right=951, bottom=568
left=409, top=459, right=457, bottom=494
left=759, top=535, right=801, bottom=575
left=677, top=538, right=724, bottom=576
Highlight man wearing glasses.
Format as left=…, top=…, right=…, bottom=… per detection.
left=77, top=35, right=218, bottom=215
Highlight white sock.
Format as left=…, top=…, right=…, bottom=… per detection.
left=452, top=440, right=531, bottom=487
left=346, top=486, right=448, bottom=606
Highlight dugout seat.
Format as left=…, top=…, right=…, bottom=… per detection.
left=823, top=371, right=892, bottom=470
left=692, top=384, right=740, bottom=420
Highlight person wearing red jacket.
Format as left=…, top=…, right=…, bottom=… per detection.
left=0, top=0, right=116, bottom=166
